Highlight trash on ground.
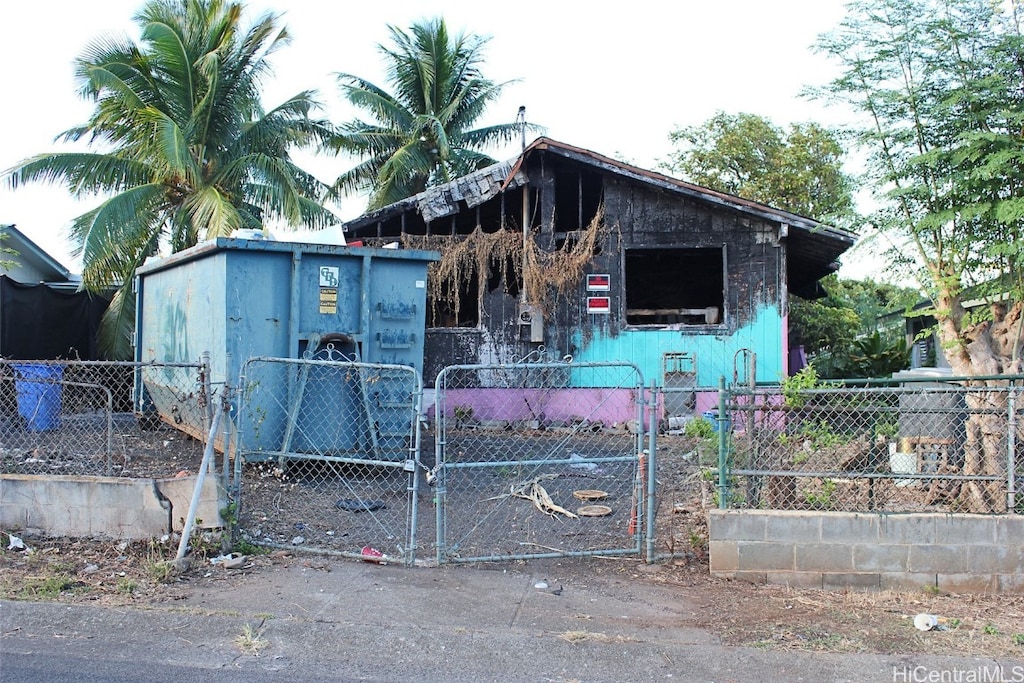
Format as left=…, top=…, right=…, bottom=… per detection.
left=913, top=613, right=951, bottom=631
left=534, top=580, right=549, bottom=589
left=210, top=553, right=248, bottom=569
left=573, top=489, right=608, bottom=501
left=6, top=534, right=26, bottom=551
left=569, top=453, right=599, bottom=470
left=360, top=546, right=387, bottom=564
left=577, top=504, right=613, bottom=517
left=335, top=499, right=386, bottom=512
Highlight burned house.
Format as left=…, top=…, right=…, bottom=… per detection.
left=344, top=138, right=855, bottom=418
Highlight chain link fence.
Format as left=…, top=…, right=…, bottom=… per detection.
left=433, top=359, right=649, bottom=563
left=720, top=376, right=1024, bottom=515
left=233, top=355, right=424, bottom=564
left=1, top=359, right=210, bottom=478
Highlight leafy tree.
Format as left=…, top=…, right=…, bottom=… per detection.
left=331, top=18, right=538, bottom=211
left=4, top=0, right=336, bottom=359
left=0, top=227, right=17, bottom=273
left=662, top=112, right=855, bottom=227
left=790, top=275, right=919, bottom=377
left=814, top=0, right=1024, bottom=511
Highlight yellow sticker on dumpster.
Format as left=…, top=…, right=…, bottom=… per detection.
left=319, top=287, right=338, bottom=314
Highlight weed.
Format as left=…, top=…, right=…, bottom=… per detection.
left=116, top=577, right=138, bottom=595
left=803, top=478, right=838, bottom=510
left=235, top=622, right=269, bottom=655
left=147, top=560, right=176, bottom=583
left=983, top=623, right=1000, bottom=636
left=18, top=574, right=79, bottom=599
left=232, top=539, right=267, bottom=556
left=684, top=417, right=716, bottom=440
left=922, top=584, right=941, bottom=595
left=781, top=366, right=820, bottom=408
left=1013, top=633, right=1024, bottom=646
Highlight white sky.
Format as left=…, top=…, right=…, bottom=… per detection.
left=1, top=0, right=876, bottom=276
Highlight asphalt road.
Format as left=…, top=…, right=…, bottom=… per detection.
left=3, top=559, right=1021, bottom=682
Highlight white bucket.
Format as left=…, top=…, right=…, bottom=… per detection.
left=889, top=442, right=917, bottom=487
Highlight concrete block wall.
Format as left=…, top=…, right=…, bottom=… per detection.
left=1, top=473, right=226, bottom=540
left=708, top=509, right=1024, bottom=593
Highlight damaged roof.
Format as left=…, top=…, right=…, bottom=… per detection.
left=344, top=136, right=857, bottom=285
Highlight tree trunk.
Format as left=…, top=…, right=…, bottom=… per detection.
left=938, top=300, right=1023, bottom=513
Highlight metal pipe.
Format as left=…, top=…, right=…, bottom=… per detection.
left=1008, top=380, right=1018, bottom=513
left=175, top=404, right=224, bottom=561
left=718, top=376, right=728, bottom=510
left=645, top=381, right=658, bottom=562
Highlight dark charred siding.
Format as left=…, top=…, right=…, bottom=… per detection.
left=601, top=177, right=782, bottom=330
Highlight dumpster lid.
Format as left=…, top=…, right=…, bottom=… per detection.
left=137, top=237, right=439, bottom=276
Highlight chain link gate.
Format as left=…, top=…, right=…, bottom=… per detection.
left=234, top=355, right=425, bottom=564
left=432, top=358, right=649, bottom=563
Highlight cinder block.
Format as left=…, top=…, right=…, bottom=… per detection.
left=737, top=541, right=795, bottom=571
left=935, top=515, right=996, bottom=545
left=764, top=512, right=822, bottom=543
left=908, top=544, right=969, bottom=573
left=995, top=516, right=1024, bottom=545
left=731, top=571, right=767, bottom=584
left=795, top=544, right=854, bottom=572
left=853, top=544, right=910, bottom=572
left=823, top=573, right=881, bottom=591
left=878, top=514, right=936, bottom=543
left=708, top=510, right=767, bottom=541
left=709, top=541, right=738, bottom=572
left=880, top=572, right=936, bottom=592
left=938, top=573, right=997, bottom=593
left=820, top=513, right=880, bottom=544
left=969, top=545, right=1024, bottom=574
left=996, top=574, right=1024, bottom=593
left=767, top=571, right=823, bottom=589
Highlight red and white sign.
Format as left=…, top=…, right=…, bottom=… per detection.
left=587, top=296, right=611, bottom=314
left=586, top=274, right=610, bottom=291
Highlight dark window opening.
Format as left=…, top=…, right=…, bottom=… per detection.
left=487, top=254, right=521, bottom=298
left=428, top=271, right=479, bottom=328
left=554, top=170, right=603, bottom=232
left=625, top=248, right=724, bottom=325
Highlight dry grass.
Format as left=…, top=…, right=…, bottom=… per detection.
left=556, top=630, right=637, bottom=645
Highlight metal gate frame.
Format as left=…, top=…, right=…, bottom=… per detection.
left=433, top=360, right=654, bottom=564
left=234, top=356, right=426, bottom=565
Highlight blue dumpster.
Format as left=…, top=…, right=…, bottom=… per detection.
left=12, top=363, right=64, bottom=431
left=135, top=237, right=439, bottom=457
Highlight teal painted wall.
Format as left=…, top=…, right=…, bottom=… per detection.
left=571, top=304, right=784, bottom=388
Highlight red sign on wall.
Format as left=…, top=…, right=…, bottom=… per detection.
left=587, top=296, right=611, bottom=314
left=587, top=274, right=610, bottom=291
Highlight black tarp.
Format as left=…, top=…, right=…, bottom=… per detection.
left=0, top=275, right=110, bottom=360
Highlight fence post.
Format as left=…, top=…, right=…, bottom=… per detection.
left=1009, top=381, right=1018, bottom=514
left=718, top=376, right=729, bottom=510
left=645, top=381, right=658, bottom=563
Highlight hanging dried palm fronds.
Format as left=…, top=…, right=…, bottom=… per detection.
left=402, top=227, right=523, bottom=325
left=399, top=205, right=613, bottom=324
left=523, top=206, right=611, bottom=316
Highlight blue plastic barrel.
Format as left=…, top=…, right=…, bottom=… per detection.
left=701, top=410, right=730, bottom=433
left=12, top=363, right=64, bottom=431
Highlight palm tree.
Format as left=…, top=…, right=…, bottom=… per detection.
left=332, top=17, right=537, bottom=211
left=4, top=0, right=336, bottom=359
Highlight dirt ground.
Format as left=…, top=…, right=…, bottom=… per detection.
left=3, top=527, right=1024, bottom=660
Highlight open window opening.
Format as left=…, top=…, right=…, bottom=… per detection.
left=427, top=270, right=479, bottom=328
left=554, top=170, right=603, bottom=233
left=625, top=248, right=725, bottom=326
